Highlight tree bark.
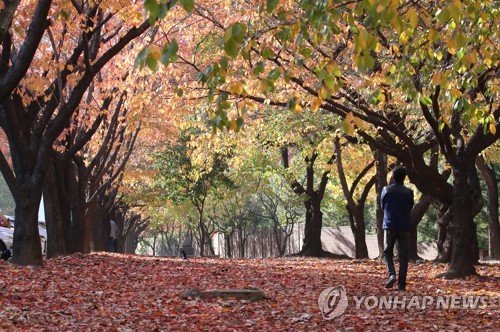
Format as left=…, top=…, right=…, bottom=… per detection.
left=43, top=159, right=68, bottom=258
left=476, top=158, right=500, bottom=259
left=11, top=189, right=43, bottom=265
left=409, top=194, right=430, bottom=261
left=440, top=157, right=479, bottom=278
left=300, top=198, right=323, bottom=257
left=374, top=149, right=387, bottom=259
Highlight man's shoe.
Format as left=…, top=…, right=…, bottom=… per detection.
left=397, top=285, right=406, bottom=291
left=385, top=275, right=396, bottom=289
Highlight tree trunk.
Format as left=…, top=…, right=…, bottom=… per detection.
left=273, top=224, right=286, bottom=256
left=435, top=204, right=453, bottom=263
left=441, top=158, right=479, bottom=278
left=239, top=228, right=245, bottom=258
left=409, top=194, right=431, bottom=261
left=68, top=162, right=85, bottom=253
left=84, top=199, right=100, bottom=253
left=347, top=207, right=369, bottom=259
left=476, top=158, right=500, bottom=259
left=374, top=149, right=387, bottom=259
left=43, top=160, right=68, bottom=258
left=11, top=190, right=43, bottom=266
left=299, top=198, right=323, bottom=257
left=226, top=232, right=233, bottom=258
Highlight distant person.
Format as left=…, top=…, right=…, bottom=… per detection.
left=109, top=219, right=118, bottom=252
left=381, top=166, right=414, bottom=291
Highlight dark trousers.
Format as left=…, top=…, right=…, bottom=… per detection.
left=108, top=237, right=117, bottom=252
left=383, top=230, right=409, bottom=288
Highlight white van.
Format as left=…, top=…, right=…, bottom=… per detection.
left=0, top=226, right=13, bottom=260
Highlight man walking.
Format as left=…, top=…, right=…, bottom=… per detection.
left=381, top=166, right=414, bottom=291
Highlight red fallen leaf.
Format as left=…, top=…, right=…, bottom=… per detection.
left=152, top=310, right=164, bottom=317
left=0, top=253, right=497, bottom=330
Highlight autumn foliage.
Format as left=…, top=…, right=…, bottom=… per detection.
left=0, top=254, right=498, bottom=330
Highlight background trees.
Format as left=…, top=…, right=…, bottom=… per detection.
left=140, top=0, right=498, bottom=277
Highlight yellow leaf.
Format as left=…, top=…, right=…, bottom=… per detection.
left=310, top=98, right=322, bottom=112
left=295, top=103, right=303, bottom=113
left=229, top=119, right=237, bottom=131
left=319, top=87, right=328, bottom=99
left=407, top=8, right=419, bottom=29
left=149, top=45, right=162, bottom=60
left=447, top=38, right=456, bottom=54
left=353, top=116, right=365, bottom=130
left=346, top=111, right=354, bottom=123
left=343, top=120, right=355, bottom=135
left=489, top=123, right=497, bottom=135
left=432, top=71, right=442, bottom=86
left=229, top=82, right=244, bottom=95
left=451, top=88, right=462, bottom=98
left=420, top=10, right=432, bottom=27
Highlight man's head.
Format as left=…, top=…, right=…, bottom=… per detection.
left=392, top=166, right=407, bottom=183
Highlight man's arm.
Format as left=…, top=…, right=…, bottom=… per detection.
left=380, top=187, right=387, bottom=209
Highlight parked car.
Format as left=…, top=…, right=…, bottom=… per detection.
left=1, top=215, right=47, bottom=257
left=0, top=226, right=13, bottom=260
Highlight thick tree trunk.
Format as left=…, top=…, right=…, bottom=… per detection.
left=353, top=223, right=369, bottom=259
left=299, top=199, right=323, bottom=257
left=225, top=232, right=233, bottom=258
left=43, top=164, right=66, bottom=258
left=347, top=208, right=369, bottom=259
left=441, top=158, right=479, bottom=278
left=66, top=162, right=85, bottom=253
left=273, top=226, right=286, bottom=256
left=84, top=199, right=100, bottom=253
left=409, top=195, right=431, bottom=261
left=12, top=190, right=43, bottom=266
left=476, top=158, right=500, bottom=259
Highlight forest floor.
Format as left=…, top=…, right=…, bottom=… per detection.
left=0, top=253, right=498, bottom=331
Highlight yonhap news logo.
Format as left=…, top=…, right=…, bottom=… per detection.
left=317, top=286, right=349, bottom=320
left=318, top=285, right=491, bottom=320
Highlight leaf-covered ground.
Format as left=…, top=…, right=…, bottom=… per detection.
left=0, top=253, right=498, bottom=331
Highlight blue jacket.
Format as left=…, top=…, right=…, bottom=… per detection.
left=381, top=183, right=414, bottom=231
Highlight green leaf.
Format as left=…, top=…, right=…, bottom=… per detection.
left=219, top=57, right=229, bottom=71
left=236, top=117, right=244, bottom=127
left=134, top=47, right=149, bottom=69
left=60, top=10, right=70, bottom=20
left=420, top=96, right=433, bottom=106
left=158, top=3, right=169, bottom=20
left=436, top=8, right=450, bottom=24
left=232, top=23, right=246, bottom=43
left=267, top=0, right=278, bottom=14
left=224, top=38, right=239, bottom=58
left=146, top=53, right=158, bottom=72
left=180, top=0, right=194, bottom=12
left=267, top=69, right=280, bottom=80
left=145, top=0, right=160, bottom=24
left=324, top=73, right=335, bottom=89
left=261, top=47, right=275, bottom=59
left=161, top=40, right=179, bottom=66
left=176, top=88, right=184, bottom=97
left=253, top=62, right=265, bottom=76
